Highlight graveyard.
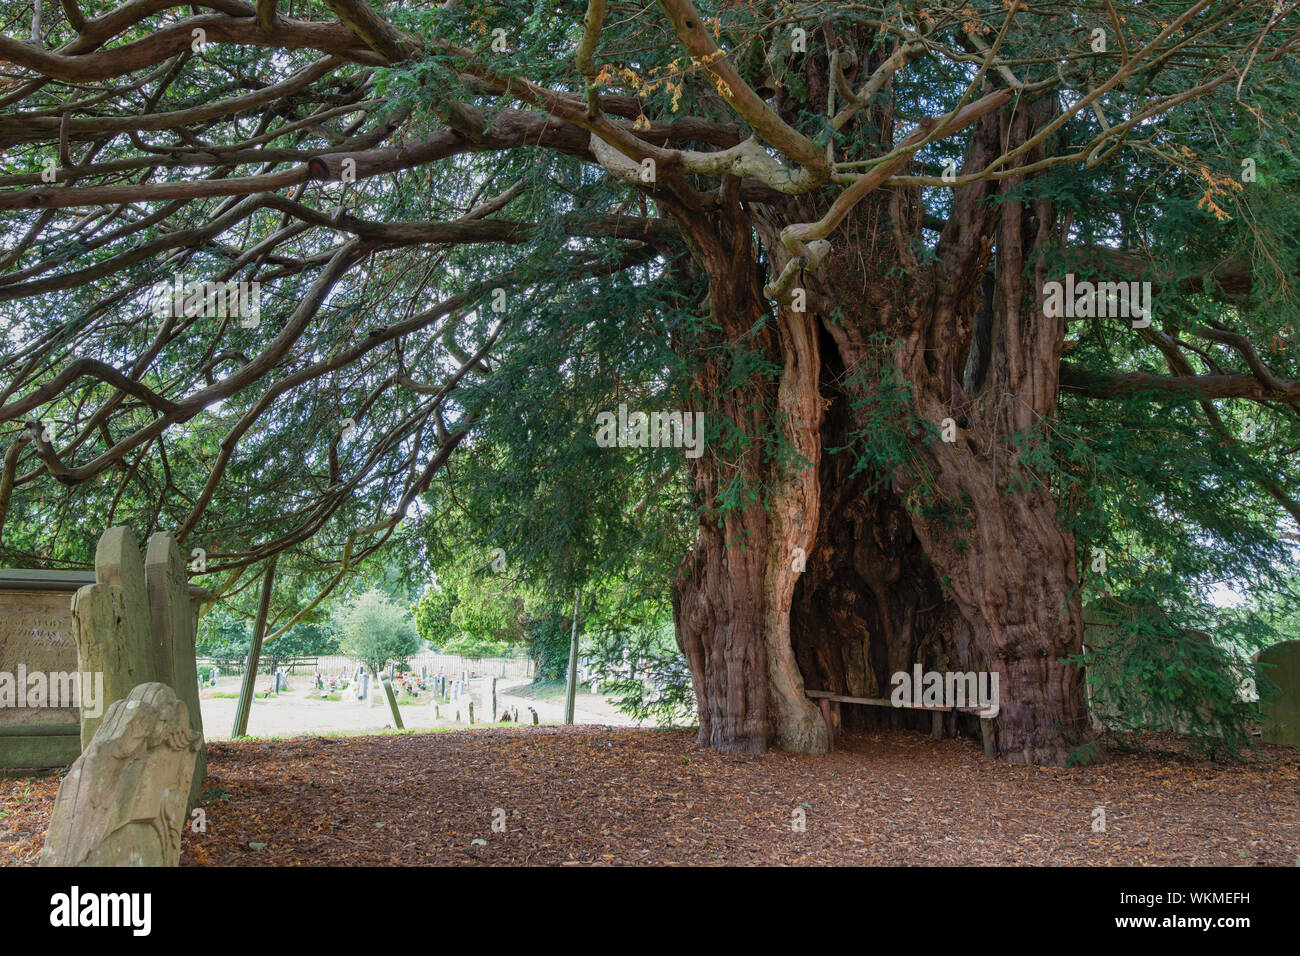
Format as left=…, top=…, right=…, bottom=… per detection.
left=194, top=670, right=635, bottom=739
left=0, top=521, right=1295, bottom=868
left=2, top=0, right=1300, bottom=882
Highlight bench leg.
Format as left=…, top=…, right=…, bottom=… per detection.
left=818, top=698, right=834, bottom=752
left=980, top=717, right=997, bottom=758
left=931, top=710, right=944, bottom=741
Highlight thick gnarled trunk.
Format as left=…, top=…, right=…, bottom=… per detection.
left=899, top=438, right=1089, bottom=763
left=670, top=90, right=1091, bottom=766
left=671, top=201, right=827, bottom=756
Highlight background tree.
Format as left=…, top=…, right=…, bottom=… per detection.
left=196, top=609, right=254, bottom=669
left=334, top=588, right=420, bottom=677
left=412, top=575, right=458, bottom=652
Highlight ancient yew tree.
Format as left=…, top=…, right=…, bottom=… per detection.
left=2, top=1, right=1298, bottom=763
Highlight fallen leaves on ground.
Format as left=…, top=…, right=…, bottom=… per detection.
left=2, top=726, right=1296, bottom=866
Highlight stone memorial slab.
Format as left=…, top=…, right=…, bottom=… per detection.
left=0, top=571, right=91, bottom=768
left=39, top=682, right=200, bottom=867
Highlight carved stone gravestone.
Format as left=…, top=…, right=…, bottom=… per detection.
left=1256, top=640, right=1300, bottom=745
left=39, top=682, right=201, bottom=867
left=143, top=532, right=207, bottom=809
left=1, top=527, right=208, bottom=791
left=72, top=528, right=206, bottom=810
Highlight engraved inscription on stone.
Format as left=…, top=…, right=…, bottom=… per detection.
left=0, top=589, right=79, bottom=726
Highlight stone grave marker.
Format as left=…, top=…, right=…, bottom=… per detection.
left=1257, top=640, right=1300, bottom=745
left=39, top=682, right=200, bottom=867
left=380, top=675, right=404, bottom=729
left=1, top=527, right=209, bottom=784
left=0, top=570, right=87, bottom=769
left=142, top=532, right=206, bottom=809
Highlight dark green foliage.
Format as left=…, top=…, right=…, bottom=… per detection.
left=197, top=612, right=339, bottom=673
left=525, top=610, right=574, bottom=683
left=1020, top=391, right=1293, bottom=755
left=585, top=589, right=695, bottom=726
left=195, top=611, right=253, bottom=668
left=589, top=623, right=696, bottom=727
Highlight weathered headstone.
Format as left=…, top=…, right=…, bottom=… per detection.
left=39, top=682, right=200, bottom=867
left=2, top=527, right=210, bottom=775
left=0, top=571, right=85, bottom=769
left=144, top=532, right=205, bottom=811
left=73, top=529, right=157, bottom=748
left=1257, top=640, right=1300, bottom=745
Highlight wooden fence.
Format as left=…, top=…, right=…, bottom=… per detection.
left=198, top=650, right=533, bottom=681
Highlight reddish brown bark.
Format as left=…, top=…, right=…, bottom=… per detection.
left=669, top=196, right=827, bottom=755
left=669, top=84, right=1090, bottom=765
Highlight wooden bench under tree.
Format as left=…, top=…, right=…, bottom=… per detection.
left=805, top=690, right=997, bottom=758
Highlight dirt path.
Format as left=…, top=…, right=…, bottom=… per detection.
left=6, top=726, right=1295, bottom=866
